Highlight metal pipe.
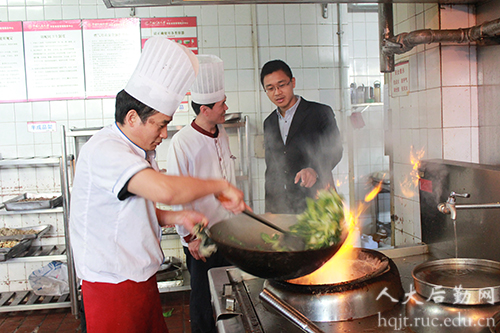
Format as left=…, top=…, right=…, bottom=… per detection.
left=378, top=3, right=394, bottom=73
left=259, top=288, right=325, bottom=333
left=60, top=125, right=80, bottom=317
left=437, top=192, right=500, bottom=220
left=383, top=17, right=500, bottom=57
left=251, top=4, right=262, bottom=133
left=456, top=203, right=500, bottom=210
left=338, top=3, right=355, bottom=211
left=244, top=116, right=253, bottom=209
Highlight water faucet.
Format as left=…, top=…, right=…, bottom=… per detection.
left=437, top=191, right=500, bottom=220
left=437, top=192, right=470, bottom=220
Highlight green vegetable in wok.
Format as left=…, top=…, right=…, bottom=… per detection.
left=259, top=189, right=344, bottom=251
left=261, top=232, right=288, bottom=251
left=228, top=235, right=245, bottom=246
left=290, top=188, right=344, bottom=250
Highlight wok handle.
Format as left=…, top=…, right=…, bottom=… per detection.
left=217, top=194, right=287, bottom=234
left=260, top=288, right=325, bottom=333
left=242, top=209, right=288, bottom=234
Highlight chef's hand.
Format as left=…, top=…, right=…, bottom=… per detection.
left=187, top=238, right=206, bottom=262
left=216, top=184, right=248, bottom=214
left=294, top=168, right=318, bottom=188
left=159, top=210, right=208, bottom=234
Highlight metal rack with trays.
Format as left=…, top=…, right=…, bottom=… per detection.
left=0, top=156, right=76, bottom=314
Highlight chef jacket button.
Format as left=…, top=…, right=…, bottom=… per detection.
left=284, top=171, right=288, bottom=174
left=284, top=185, right=287, bottom=189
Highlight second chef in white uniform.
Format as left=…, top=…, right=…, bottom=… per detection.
left=166, top=54, right=237, bottom=333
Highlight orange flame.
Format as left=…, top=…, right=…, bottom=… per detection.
left=400, top=146, right=425, bottom=198
left=288, top=174, right=389, bottom=285
left=287, top=208, right=359, bottom=285
left=365, top=181, right=382, bottom=202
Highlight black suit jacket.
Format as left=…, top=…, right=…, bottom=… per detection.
left=264, top=98, right=343, bottom=214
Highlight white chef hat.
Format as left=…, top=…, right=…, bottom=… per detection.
left=190, top=54, right=225, bottom=105
left=125, top=37, right=199, bottom=116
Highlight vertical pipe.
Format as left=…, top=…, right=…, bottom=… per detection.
left=251, top=4, right=262, bottom=131
left=60, top=125, right=79, bottom=317
left=245, top=116, right=253, bottom=209
left=379, top=3, right=394, bottom=73
left=250, top=4, right=259, bottom=212
left=337, top=4, right=355, bottom=211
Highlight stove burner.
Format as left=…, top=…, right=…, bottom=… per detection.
left=262, top=248, right=404, bottom=322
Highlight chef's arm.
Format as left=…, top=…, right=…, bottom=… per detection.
left=156, top=209, right=208, bottom=233
left=128, top=168, right=246, bottom=213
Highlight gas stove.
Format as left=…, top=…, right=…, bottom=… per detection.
left=208, top=246, right=432, bottom=333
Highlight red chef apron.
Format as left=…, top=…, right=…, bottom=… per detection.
left=82, top=276, right=168, bottom=333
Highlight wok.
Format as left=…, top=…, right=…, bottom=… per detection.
left=209, top=213, right=347, bottom=280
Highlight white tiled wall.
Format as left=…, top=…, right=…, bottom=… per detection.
left=346, top=8, right=387, bottom=234
left=390, top=4, right=479, bottom=246
left=476, top=2, right=500, bottom=166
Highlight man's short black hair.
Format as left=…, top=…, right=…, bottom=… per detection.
left=191, top=101, right=216, bottom=115
left=260, top=60, right=293, bottom=87
left=115, top=90, right=158, bottom=124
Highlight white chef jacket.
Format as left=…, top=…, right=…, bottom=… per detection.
left=70, top=123, right=164, bottom=284
left=166, top=122, right=236, bottom=246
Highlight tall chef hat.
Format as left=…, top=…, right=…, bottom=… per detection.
left=190, top=54, right=225, bottom=105
left=125, top=37, right=199, bottom=116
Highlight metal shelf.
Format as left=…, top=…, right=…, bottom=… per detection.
left=0, top=245, right=70, bottom=312
left=0, top=207, right=63, bottom=216
left=158, top=269, right=190, bottom=293
left=0, top=291, right=70, bottom=313
left=0, top=154, right=75, bottom=315
left=0, top=157, right=60, bottom=167
left=6, top=245, right=67, bottom=263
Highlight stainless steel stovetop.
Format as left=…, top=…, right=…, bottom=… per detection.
left=208, top=246, right=432, bottom=333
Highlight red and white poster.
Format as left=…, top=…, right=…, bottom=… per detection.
left=391, top=61, right=410, bottom=97
left=141, top=17, right=198, bottom=54
left=23, top=20, right=85, bottom=101
left=82, top=18, right=141, bottom=99
left=0, top=22, right=27, bottom=103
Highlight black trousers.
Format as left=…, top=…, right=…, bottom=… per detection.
left=183, top=246, right=230, bottom=333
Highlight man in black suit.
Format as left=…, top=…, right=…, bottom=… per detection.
left=261, top=59, right=343, bottom=214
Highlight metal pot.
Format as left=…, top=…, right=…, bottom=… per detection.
left=406, top=292, right=500, bottom=333
left=406, top=258, right=500, bottom=333
left=209, top=214, right=347, bottom=280
left=413, top=258, right=500, bottom=305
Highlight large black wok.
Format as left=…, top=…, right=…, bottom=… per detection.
left=209, top=213, right=347, bottom=280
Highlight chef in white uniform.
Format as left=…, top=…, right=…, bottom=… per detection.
left=166, top=54, right=236, bottom=333
left=69, top=38, right=245, bottom=333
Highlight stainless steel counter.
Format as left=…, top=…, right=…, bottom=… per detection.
left=208, top=245, right=435, bottom=333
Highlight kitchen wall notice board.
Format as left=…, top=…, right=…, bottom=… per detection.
left=0, top=17, right=198, bottom=104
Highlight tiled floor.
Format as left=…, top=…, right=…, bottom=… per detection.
left=0, top=291, right=191, bottom=333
